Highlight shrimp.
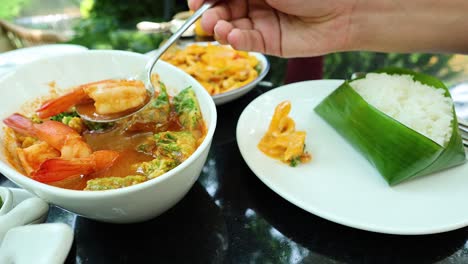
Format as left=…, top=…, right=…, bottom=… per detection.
left=33, top=150, right=120, bottom=183
left=16, top=141, right=60, bottom=175
left=4, top=113, right=92, bottom=159
left=36, top=79, right=147, bottom=118
left=3, top=113, right=119, bottom=182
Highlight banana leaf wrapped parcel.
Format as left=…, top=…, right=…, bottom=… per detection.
left=314, top=68, right=466, bottom=185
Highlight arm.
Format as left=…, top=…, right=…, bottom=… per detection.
left=350, top=0, right=468, bottom=54
left=189, top=0, right=468, bottom=57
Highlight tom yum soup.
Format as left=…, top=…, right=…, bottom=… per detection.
left=2, top=75, right=207, bottom=191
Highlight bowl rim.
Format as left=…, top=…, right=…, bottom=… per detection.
left=0, top=49, right=217, bottom=198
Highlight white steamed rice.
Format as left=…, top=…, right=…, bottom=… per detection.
left=350, top=73, right=453, bottom=146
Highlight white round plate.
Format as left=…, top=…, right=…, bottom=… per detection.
left=449, top=82, right=468, bottom=125
left=237, top=80, right=468, bottom=235
left=146, top=41, right=270, bottom=105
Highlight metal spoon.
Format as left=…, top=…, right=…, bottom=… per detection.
left=76, top=0, right=219, bottom=123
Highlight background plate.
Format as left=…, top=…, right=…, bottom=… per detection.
left=146, top=41, right=269, bottom=105
left=237, top=80, right=468, bottom=235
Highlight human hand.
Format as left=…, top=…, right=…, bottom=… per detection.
left=188, top=0, right=358, bottom=57
left=189, top=0, right=468, bottom=57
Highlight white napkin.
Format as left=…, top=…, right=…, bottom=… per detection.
left=0, top=197, right=49, bottom=242
left=0, top=187, right=13, bottom=215
left=0, top=223, right=74, bottom=264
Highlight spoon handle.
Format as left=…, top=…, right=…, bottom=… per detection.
left=145, top=0, right=219, bottom=81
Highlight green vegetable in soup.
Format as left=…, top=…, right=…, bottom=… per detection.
left=50, top=110, right=113, bottom=132
left=84, top=175, right=147, bottom=191
left=50, top=111, right=87, bottom=133
left=30, top=114, right=43, bottom=124
left=154, top=131, right=196, bottom=162
left=83, top=120, right=115, bottom=132
left=137, top=156, right=178, bottom=179
left=50, top=111, right=79, bottom=122
left=136, top=131, right=197, bottom=162
left=128, top=82, right=170, bottom=130
left=136, top=140, right=156, bottom=156
left=0, top=196, right=3, bottom=208
left=152, top=82, right=170, bottom=110
left=173, top=87, right=202, bottom=131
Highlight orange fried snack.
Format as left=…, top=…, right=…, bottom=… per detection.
left=258, top=101, right=311, bottom=167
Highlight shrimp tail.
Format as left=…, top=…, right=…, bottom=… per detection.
left=3, top=113, right=37, bottom=137
left=32, top=158, right=95, bottom=183
left=36, top=88, right=90, bottom=119
left=32, top=150, right=119, bottom=183
left=91, top=150, right=121, bottom=171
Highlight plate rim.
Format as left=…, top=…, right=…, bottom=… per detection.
left=236, top=79, right=468, bottom=235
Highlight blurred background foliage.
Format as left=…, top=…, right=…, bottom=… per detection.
left=0, top=0, right=463, bottom=87
left=67, top=0, right=188, bottom=51
left=325, top=52, right=456, bottom=80
left=0, top=0, right=31, bottom=20
left=261, top=52, right=457, bottom=87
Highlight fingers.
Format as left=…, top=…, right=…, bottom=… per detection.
left=213, top=19, right=266, bottom=53
left=213, top=20, right=234, bottom=44
left=193, top=0, right=249, bottom=35
left=201, top=3, right=232, bottom=35
left=228, top=28, right=266, bottom=53
left=214, top=18, right=254, bottom=43
left=188, top=0, right=203, bottom=11
left=190, top=0, right=270, bottom=54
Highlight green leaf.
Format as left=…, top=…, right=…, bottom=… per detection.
left=83, top=120, right=115, bottom=132
left=314, top=68, right=466, bottom=185
left=85, top=175, right=147, bottom=191
left=50, top=111, right=79, bottom=123
left=173, top=87, right=202, bottom=131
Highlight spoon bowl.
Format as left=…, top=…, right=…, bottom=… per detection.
left=76, top=0, right=218, bottom=123
left=74, top=77, right=153, bottom=123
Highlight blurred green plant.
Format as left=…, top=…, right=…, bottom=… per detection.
left=69, top=18, right=167, bottom=53
left=0, top=0, right=31, bottom=20
left=68, top=0, right=185, bottom=53
left=265, top=52, right=457, bottom=87
left=324, top=52, right=457, bottom=81
left=79, top=0, right=168, bottom=27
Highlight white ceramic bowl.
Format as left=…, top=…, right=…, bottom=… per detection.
left=0, top=44, right=88, bottom=78
left=146, top=41, right=270, bottom=105
left=0, top=50, right=217, bottom=223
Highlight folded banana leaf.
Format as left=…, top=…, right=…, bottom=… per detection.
left=314, top=68, right=466, bottom=185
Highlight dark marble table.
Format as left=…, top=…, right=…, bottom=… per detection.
left=2, top=62, right=468, bottom=264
